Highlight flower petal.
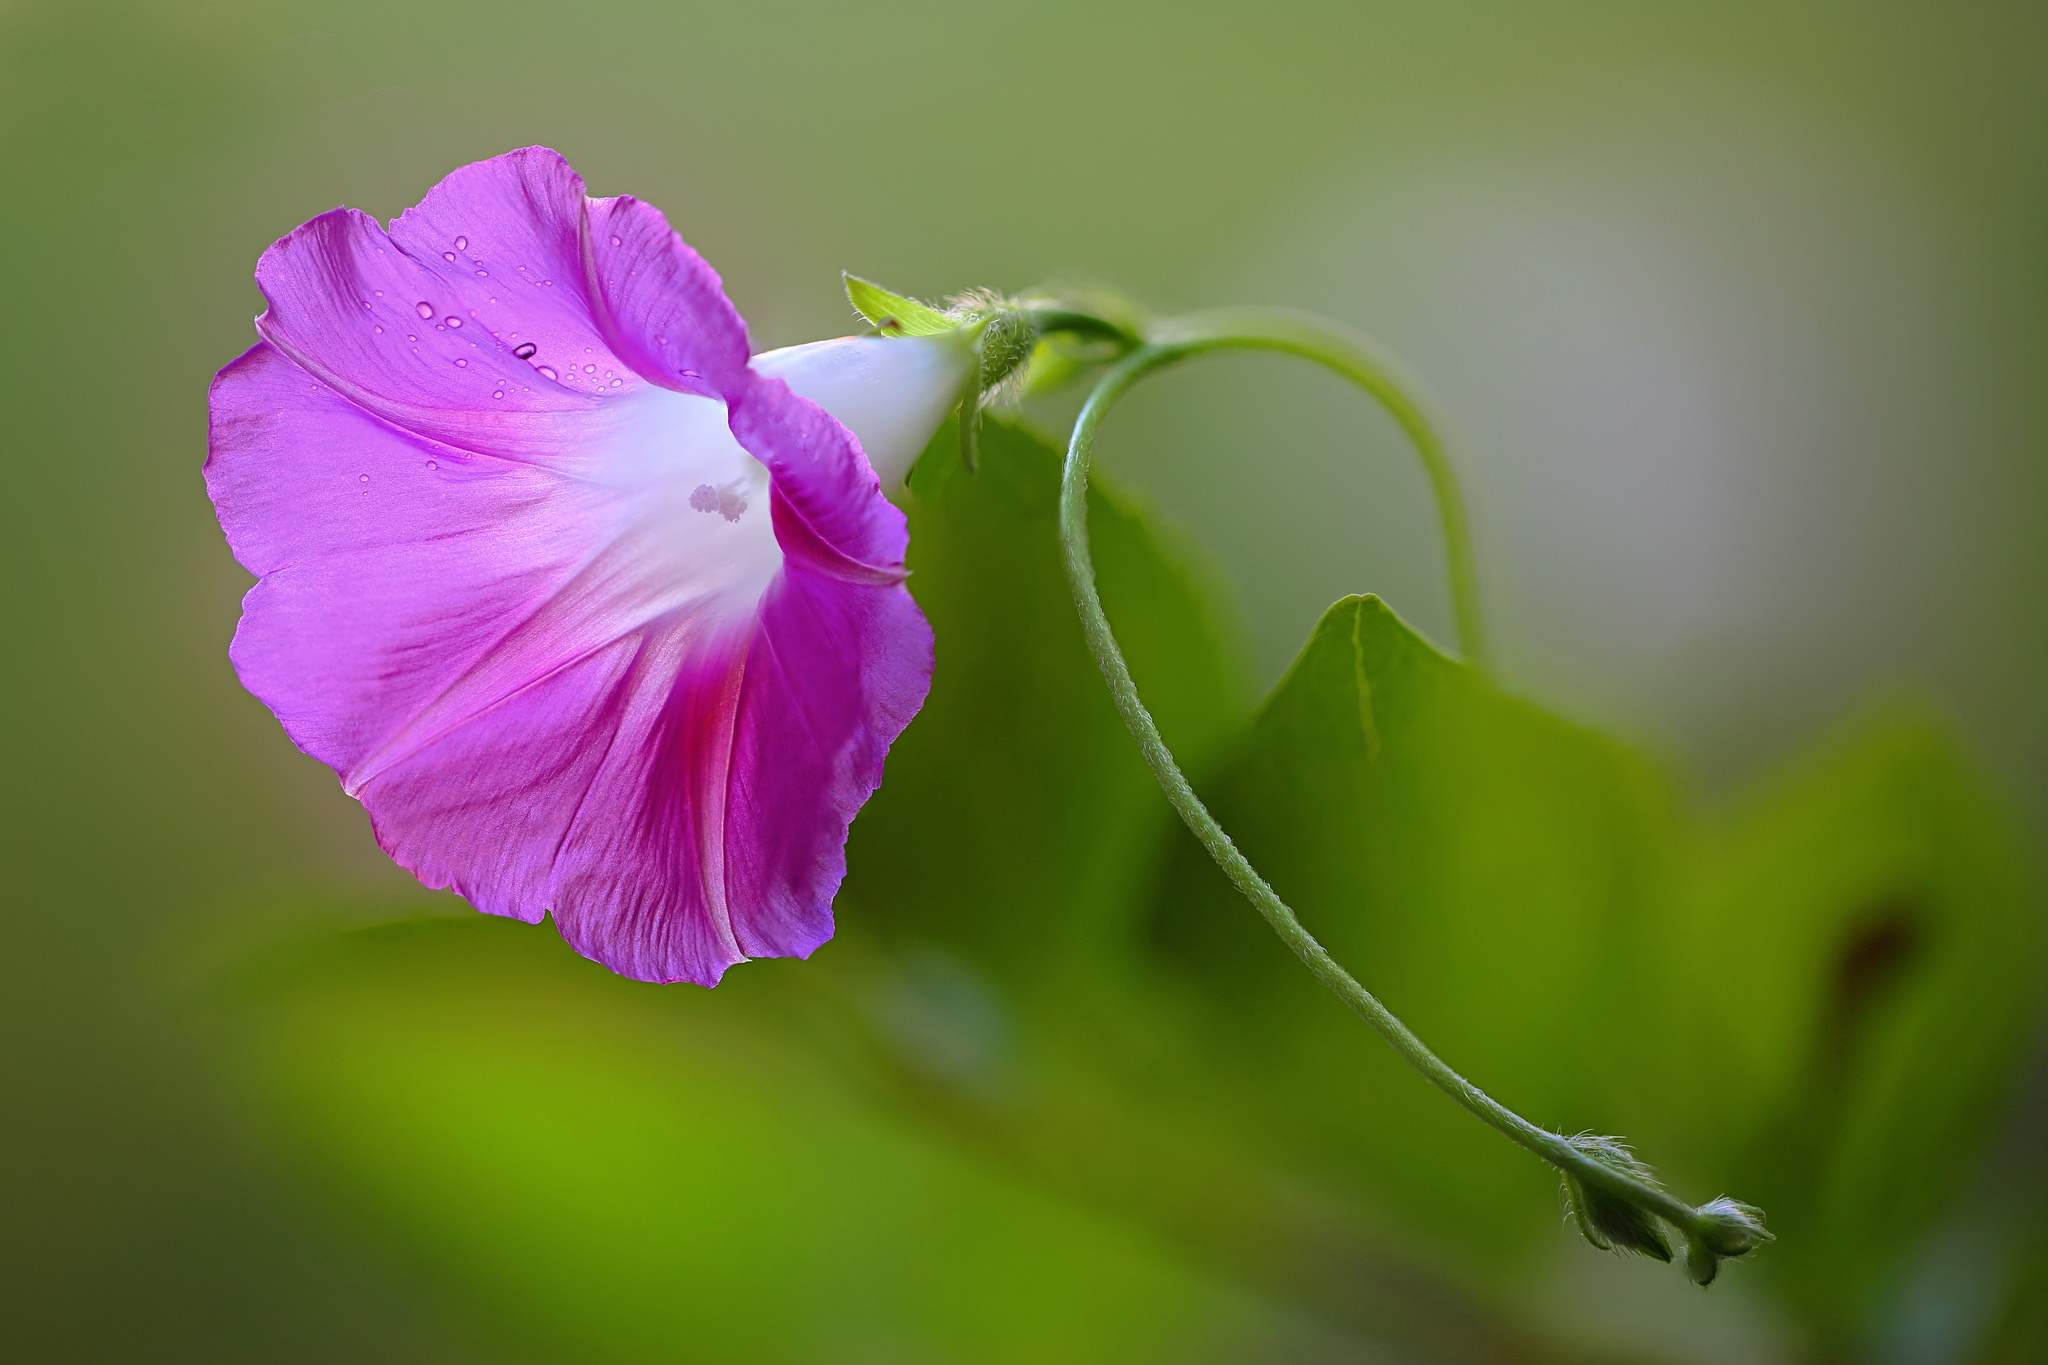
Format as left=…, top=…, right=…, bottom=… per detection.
left=755, top=335, right=971, bottom=488
left=210, top=149, right=956, bottom=985
left=211, top=338, right=935, bottom=984
left=729, top=372, right=908, bottom=579
left=208, top=341, right=586, bottom=778
left=544, top=566, right=934, bottom=979
left=719, top=569, right=934, bottom=959
left=251, top=147, right=751, bottom=466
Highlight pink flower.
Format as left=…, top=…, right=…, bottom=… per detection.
left=207, top=148, right=966, bottom=984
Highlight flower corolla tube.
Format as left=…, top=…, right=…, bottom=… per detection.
left=206, top=148, right=969, bottom=985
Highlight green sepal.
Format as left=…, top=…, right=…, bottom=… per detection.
left=954, top=365, right=982, bottom=473
left=844, top=273, right=957, bottom=336
left=1561, top=1134, right=1674, bottom=1261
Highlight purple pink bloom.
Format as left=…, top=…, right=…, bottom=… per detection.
left=207, top=148, right=965, bottom=984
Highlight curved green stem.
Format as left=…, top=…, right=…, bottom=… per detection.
left=1146, top=308, right=1488, bottom=671
left=1058, top=310, right=1708, bottom=1237
left=1020, top=305, right=1145, bottom=351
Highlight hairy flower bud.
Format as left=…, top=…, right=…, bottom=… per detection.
left=1682, top=1197, right=1774, bottom=1285
left=1560, top=1134, right=1672, bottom=1262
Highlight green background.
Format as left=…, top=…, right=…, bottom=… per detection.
left=2, top=2, right=2043, bottom=1362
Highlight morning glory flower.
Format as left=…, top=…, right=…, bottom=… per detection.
left=207, top=147, right=969, bottom=985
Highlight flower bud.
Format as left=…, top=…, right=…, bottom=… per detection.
left=1694, top=1196, right=1772, bottom=1256
left=1561, top=1134, right=1672, bottom=1262
left=1682, top=1197, right=1773, bottom=1284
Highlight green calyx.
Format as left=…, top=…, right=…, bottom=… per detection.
left=843, top=274, right=1149, bottom=472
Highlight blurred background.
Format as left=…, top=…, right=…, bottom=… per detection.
left=2, top=2, right=2044, bottom=1362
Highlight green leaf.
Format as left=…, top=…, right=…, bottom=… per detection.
left=224, top=915, right=1282, bottom=1365
left=1978, top=1224, right=2048, bottom=1365
left=1665, top=708, right=2039, bottom=1341
left=1146, top=594, right=1686, bottom=1272
left=844, top=273, right=958, bottom=336
left=842, top=415, right=1249, bottom=997
left=1136, top=589, right=2037, bottom=1338
left=835, top=423, right=1606, bottom=1358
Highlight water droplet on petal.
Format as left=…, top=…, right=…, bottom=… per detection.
left=359, top=474, right=370, bottom=483
left=491, top=389, right=503, bottom=399
left=445, top=316, right=462, bottom=328
left=513, top=342, right=538, bottom=360
left=536, top=365, right=558, bottom=381
left=424, top=460, right=438, bottom=471
left=443, top=251, right=457, bottom=262
left=610, top=234, right=622, bottom=247
left=406, top=334, right=418, bottom=342
left=609, top=378, right=623, bottom=387
left=415, top=301, right=434, bottom=319
left=454, top=236, right=467, bottom=250
left=583, top=363, right=596, bottom=374
left=454, top=358, right=467, bottom=367
left=679, top=369, right=701, bottom=381
left=475, top=269, right=488, bottom=276
left=373, top=289, right=383, bottom=297
left=372, top=325, right=383, bottom=334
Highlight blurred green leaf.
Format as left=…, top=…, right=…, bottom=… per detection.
left=843, top=415, right=1249, bottom=1001
left=1146, top=594, right=1685, bottom=1273
left=1019, top=337, right=1087, bottom=395
left=1665, top=709, right=2040, bottom=1344
left=834, top=425, right=1618, bottom=1363
left=1977, top=1221, right=2048, bottom=1364
left=227, top=915, right=1279, bottom=1365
